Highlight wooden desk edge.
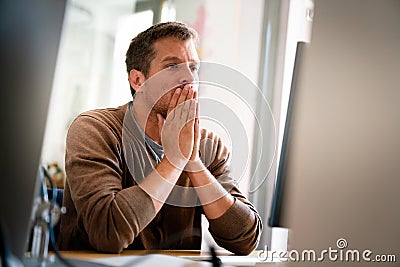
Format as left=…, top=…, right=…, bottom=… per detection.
left=59, top=249, right=261, bottom=261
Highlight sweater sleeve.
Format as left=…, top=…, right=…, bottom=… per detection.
left=199, top=130, right=263, bottom=255
left=65, top=113, right=157, bottom=253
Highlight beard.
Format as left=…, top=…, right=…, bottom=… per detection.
left=152, top=100, right=168, bottom=118
left=139, top=81, right=186, bottom=120
left=150, top=87, right=175, bottom=119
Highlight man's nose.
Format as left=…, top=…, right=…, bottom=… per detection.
left=178, top=63, right=196, bottom=85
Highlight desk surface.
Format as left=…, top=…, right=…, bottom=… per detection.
left=58, top=250, right=283, bottom=266
left=60, top=250, right=238, bottom=260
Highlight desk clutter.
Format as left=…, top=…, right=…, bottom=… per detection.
left=45, top=162, right=65, bottom=189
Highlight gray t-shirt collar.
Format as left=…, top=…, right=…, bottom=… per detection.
left=128, top=100, right=164, bottom=163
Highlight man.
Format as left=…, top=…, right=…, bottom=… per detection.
left=58, top=21, right=262, bottom=255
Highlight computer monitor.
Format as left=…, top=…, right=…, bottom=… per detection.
left=268, top=0, right=399, bottom=264
left=268, top=41, right=303, bottom=229
left=0, top=0, right=67, bottom=263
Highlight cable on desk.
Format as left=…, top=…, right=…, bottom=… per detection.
left=209, top=246, right=222, bottom=267
left=41, top=166, right=77, bottom=267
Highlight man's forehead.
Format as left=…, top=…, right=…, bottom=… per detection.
left=153, top=37, right=199, bottom=62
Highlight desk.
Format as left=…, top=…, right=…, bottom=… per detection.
left=60, top=250, right=217, bottom=260
left=59, top=250, right=284, bottom=266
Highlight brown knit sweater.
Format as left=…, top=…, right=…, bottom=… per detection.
left=58, top=102, right=262, bottom=255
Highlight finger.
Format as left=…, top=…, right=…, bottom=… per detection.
left=191, top=116, right=200, bottom=161
left=179, top=85, right=195, bottom=120
left=189, top=101, right=200, bottom=162
left=167, top=88, right=181, bottom=115
left=177, top=85, right=190, bottom=105
left=195, top=99, right=199, bottom=119
left=157, top=113, right=165, bottom=144
left=185, top=99, right=196, bottom=123
left=186, top=85, right=195, bottom=101
left=194, top=102, right=200, bottom=140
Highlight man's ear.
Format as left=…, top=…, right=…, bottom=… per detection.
left=129, top=69, right=145, bottom=92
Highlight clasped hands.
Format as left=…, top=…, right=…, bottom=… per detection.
left=156, top=84, right=203, bottom=172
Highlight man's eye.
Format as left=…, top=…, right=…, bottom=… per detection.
left=166, top=64, right=179, bottom=70
left=190, top=65, right=199, bottom=72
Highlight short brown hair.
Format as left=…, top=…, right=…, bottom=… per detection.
left=125, top=21, right=199, bottom=96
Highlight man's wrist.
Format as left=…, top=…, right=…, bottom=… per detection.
left=184, top=158, right=206, bottom=174
left=161, top=155, right=189, bottom=171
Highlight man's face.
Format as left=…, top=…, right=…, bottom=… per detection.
left=138, top=37, right=200, bottom=118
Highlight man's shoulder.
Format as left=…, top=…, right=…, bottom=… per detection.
left=80, top=102, right=128, bottom=120
left=74, top=102, right=129, bottom=126
left=68, top=102, right=130, bottom=137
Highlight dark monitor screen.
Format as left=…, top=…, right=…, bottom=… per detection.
left=268, top=41, right=305, bottom=229
left=0, top=0, right=66, bottom=262
left=268, top=0, right=400, bottom=260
